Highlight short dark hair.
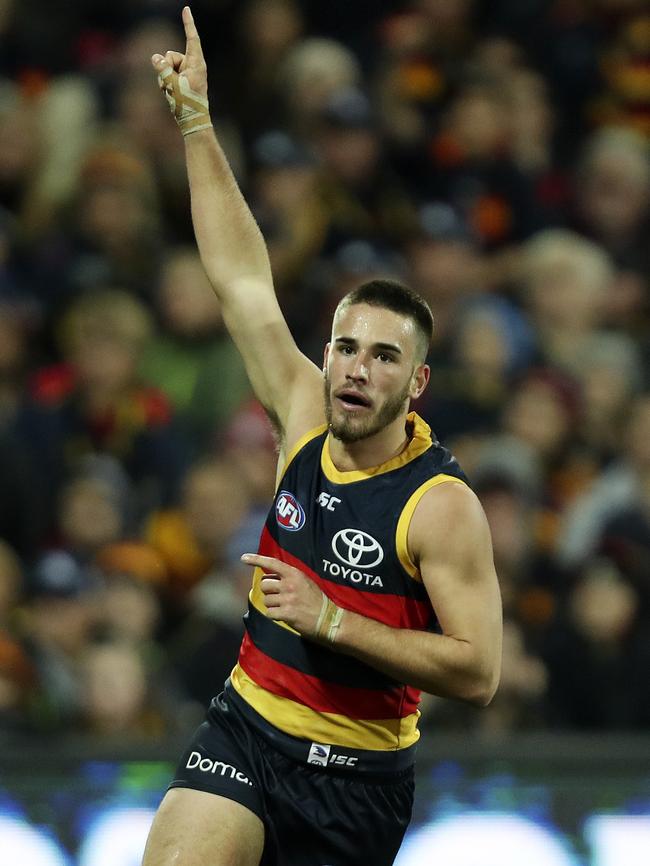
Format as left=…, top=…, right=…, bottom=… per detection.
left=335, top=279, right=434, bottom=362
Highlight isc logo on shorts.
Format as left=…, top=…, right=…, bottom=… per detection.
left=275, top=490, right=306, bottom=531
left=307, top=743, right=358, bottom=769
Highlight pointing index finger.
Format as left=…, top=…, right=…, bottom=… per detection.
left=241, top=553, right=282, bottom=571
left=182, top=6, right=203, bottom=55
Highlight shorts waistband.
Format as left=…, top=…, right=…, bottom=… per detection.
left=221, top=681, right=417, bottom=777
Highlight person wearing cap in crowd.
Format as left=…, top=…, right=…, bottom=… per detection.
left=143, top=9, right=502, bottom=866
left=248, top=129, right=326, bottom=303
left=312, top=85, right=417, bottom=251
left=21, top=550, right=101, bottom=732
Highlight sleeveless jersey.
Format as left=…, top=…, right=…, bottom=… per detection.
left=230, top=412, right=468, bottom=751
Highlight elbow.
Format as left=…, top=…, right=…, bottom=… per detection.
left=462, top=668, right=500, bottom=708
left=474, top=671, right=500, bottom=707
left=472, top=681, right=498, bottom=708
left=467, top=645, right=502, bottom=707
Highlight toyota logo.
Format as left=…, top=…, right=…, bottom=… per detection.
left=332, top=528, right=384, bottom=568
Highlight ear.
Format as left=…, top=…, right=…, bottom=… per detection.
left=409, top=363, right=430, bottom=400
left=323, top=343, right=331, bottom=373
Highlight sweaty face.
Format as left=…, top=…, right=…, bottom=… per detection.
left=323, top=303, right=422, bottom=444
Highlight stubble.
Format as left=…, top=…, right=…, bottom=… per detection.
left=323, top=372, right=412, bottom=443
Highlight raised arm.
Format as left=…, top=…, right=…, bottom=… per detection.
left=151, top=6, right=323, bottom=444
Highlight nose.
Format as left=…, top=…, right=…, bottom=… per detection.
left=346, top=352, right=369, bottom=383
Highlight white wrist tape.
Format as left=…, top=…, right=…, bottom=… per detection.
left=158, top=66, right=212, bottom=136
left=315, top=593, right=331, bottom=637
left=327, top=606, right=344, bottom=644
left=315, top=594, right=344, bottom=645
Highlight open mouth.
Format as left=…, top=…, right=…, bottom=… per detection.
left=336, top=390, right=373, bottom=410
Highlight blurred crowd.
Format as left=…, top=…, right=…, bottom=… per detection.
left=0, top=0, right=649, bottom=741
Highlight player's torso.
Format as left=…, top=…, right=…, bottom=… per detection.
left=231, top=413, right=467, bottom=751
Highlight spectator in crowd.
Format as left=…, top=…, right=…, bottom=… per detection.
left=20, top=551, right=101, bottom=731
left=519, top=228, right=618, bottom=377
left=278, top=37, right=362, bottom=136
left=220, top=0, right=305, bottom=143
left=248, top=130, right=325, bottom=306
left=571, top=127, right=650, bottom=300
left=146, top=458, right=251, bottom=709
left=31, top=140, right=164, bottom=304
left=311, top=86, right=416, bottom=250
left=419, top=295, right=536, bottom=442
left=95, top=541, right=167, bottom=646
left=0, top=79, right=42, bottom=224
left=145, top=456, right=249, bottom=608
left=542, top=558, right=650, bottom=728
left=557, top=393, right=650, bottom=570
left=407, top=201, right=482, bottom=364
left=80, top=639, right=167, bottom=737
left=139, top=247, right=251, bottom=449
left=221, top=400, right=279, bottom=565
left=15, top=288, right=188, bottom=537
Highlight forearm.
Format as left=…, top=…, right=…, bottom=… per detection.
left=332, top=608, right=497, bottom=706
left=184, top=129, right=273, bottom=296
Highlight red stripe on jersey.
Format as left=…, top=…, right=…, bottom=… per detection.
left=259, top=526, right=432, bottom=630
left=238, top=631, right=420, bottom=720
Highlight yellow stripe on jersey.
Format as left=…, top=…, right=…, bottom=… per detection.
left=320, top=412, right=433, bottom=484
left=230, top=664, right=420, bottom=751
left=396, top=474, right=468, bottom=581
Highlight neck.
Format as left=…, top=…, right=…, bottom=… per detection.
left=327, top=413, right=412, bottom=472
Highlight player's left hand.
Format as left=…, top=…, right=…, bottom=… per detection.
left=241, top=553, right=327, bottom=639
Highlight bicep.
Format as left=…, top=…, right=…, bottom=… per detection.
left=412, top=484, right=502, bottom=663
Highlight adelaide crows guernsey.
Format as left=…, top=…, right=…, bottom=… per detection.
left=230, top=412, right=468, bottom=751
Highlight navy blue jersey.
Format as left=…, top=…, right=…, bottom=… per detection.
left=231, top=412, right=468, bottom=750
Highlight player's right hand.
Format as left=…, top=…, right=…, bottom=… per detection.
left=151, top=6, right=211, bottom=136
left=151, top=5, right=208, bottom=101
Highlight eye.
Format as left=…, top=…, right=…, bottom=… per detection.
left=339, top=344, right=354, bottom=355
left=378, top=352, right=395, bottom=363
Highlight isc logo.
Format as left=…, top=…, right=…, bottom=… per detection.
left=330, top=754, right=358, bottom=767
left=275, top=490, right=306, bottom=531
left=307, top=742, right=359, bottom=768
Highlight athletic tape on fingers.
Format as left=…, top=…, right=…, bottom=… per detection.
left=158, top=66, right=212, bottom=136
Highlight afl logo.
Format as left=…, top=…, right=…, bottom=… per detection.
left=332, top=529, right=384, bottom=568
left=275, top=490, right=306, bottom=531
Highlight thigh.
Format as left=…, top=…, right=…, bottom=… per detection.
left=142, top=788, right=264, bottom=866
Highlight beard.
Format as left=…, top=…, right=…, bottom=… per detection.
left=324, top=373, right=412, bottom=443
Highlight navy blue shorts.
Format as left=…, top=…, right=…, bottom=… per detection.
left=169, top=684, right=415, bottom=866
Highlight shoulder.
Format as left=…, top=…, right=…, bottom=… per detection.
left=409, top=480, right=492, bottom=563
left=416, top=479, right=484, bottom=522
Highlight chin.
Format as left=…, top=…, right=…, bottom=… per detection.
left=329, top=413, right=380, bottom=444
